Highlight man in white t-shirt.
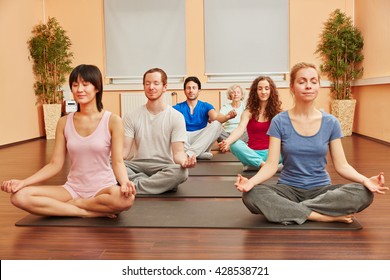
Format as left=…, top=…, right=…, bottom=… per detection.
left=123, top=68, right=196, bottom=194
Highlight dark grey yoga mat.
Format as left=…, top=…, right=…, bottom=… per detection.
left=15, top=200, right=362, bottom=230
left=189, top=162, right=257, bottom=176
left=197, top=152, right=239, bottom=162
left=138, top=177, right=241, bottom=197
left=137, top=176, right=279, bottom=198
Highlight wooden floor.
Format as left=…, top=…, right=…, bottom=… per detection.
left=0, top=135, right=389, bottom=260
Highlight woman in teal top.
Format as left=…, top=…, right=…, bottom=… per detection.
left=218, top=84, right=247, bottom=142
left=235, top=62, right=387, bottom=225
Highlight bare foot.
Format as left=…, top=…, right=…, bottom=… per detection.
left=67, top=198, right=119, bottom=218
left=308, top=211, right=354, bottom=223
left=67, top=201, right=118, bottom=218
left=80, top=209, right=118, bottom=218
left=68, top=198, right=82, bottom=207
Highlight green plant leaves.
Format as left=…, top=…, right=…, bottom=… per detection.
left=27, top=17, right=73, bottom=104
left=315, top=9, right=364, bottom=100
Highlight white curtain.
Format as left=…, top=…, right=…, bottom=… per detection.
left=104, top=0, right=186, bottom=81
left=204, top=0, right=289, bottom=78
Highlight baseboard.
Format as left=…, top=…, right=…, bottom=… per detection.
left=0, top=136, right=46, bottom=149
left=352, top=133, right=390, bottom=146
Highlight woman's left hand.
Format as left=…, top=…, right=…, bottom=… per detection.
left=121, top=180, right=137, bottom=198
left=363, top=172, right=388, bottom=194
left=235, top=174, right=254, bottom=192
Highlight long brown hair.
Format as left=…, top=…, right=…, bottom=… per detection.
left=246, top=76, right=282, bottom=120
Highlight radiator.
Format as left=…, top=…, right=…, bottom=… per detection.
left=120, top=92, right=173, bottom=117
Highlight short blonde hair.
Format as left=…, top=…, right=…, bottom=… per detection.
left=226, top=84, right=245, bottom=100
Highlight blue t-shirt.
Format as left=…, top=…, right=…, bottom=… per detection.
left=173, top=100, right=214, bottom=131
left=267, top=111, right=343, bottom=189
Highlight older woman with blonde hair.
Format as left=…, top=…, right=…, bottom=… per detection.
left=217, top=84, right=248, bottom=143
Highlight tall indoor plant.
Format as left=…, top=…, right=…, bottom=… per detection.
left=315, top=9, right=364, bottom=136
left=27, top=17, right=73, bottom=139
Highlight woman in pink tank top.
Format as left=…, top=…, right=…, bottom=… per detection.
left=1, top=65, right=136, bottom=218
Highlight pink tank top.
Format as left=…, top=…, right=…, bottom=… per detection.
left=64, top=111, right=117, bottom=197
left=247, top=118, right=270, bottom=150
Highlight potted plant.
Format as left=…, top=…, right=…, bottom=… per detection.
left=315, top=9, right=364, bottom=136
left=27, top=17, right=73, bottom=139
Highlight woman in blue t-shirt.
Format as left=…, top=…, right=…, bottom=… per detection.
left=235, top=62, right=387, bottom=225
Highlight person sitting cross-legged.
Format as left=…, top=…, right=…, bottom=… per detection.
left=235, top=62, right=387, bottom=225
left=1, top=64, right=136, bottom=218
left=123, top=68, right=196, bottom=195
left=219, top=76, right=283, bottom=171
left=174, top=76, right=236, bottom=160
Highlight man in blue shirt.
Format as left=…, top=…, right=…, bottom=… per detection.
left=174, top=76, right=236, bottom=160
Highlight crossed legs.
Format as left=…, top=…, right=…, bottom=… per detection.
left=242, top=183, right=373, bottom=225
left=125, top=160, right=188, bottom=195
left=10, top=184, right=135, bottom=218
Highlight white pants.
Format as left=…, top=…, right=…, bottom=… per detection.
left=185, top=120, right=222, bottom=157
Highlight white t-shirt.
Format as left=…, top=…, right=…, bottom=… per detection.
left=123, top=105, right=187, bottom=163
left=219, top=102, right=246, bottom=133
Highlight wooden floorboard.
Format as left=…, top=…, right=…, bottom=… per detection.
left=0, top=135, right=389, bottom=260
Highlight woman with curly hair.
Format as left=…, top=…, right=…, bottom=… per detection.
left=219, top=76, right=283, bottom=171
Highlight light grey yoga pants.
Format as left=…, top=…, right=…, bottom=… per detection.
left=124, top=160, right=188, bottom=195
left=242, top=183, right=374, bottom=225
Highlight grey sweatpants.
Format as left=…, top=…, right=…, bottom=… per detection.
left=242, top=183, right=374, bottom=225
left=124, top=160, right=188, bottom=195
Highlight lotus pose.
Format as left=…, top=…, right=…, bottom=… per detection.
left=1, top=64, right=136, bottom=218
left=123, top=68, right=197, bottom=195
left=235, top=62, right=387, bottom=225
left=173, top=76, right=236, bottom=160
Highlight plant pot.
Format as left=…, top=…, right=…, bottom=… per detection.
left=43, top=104, right=62, bottom=140
left=331, top=99, right=357, bottom=137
